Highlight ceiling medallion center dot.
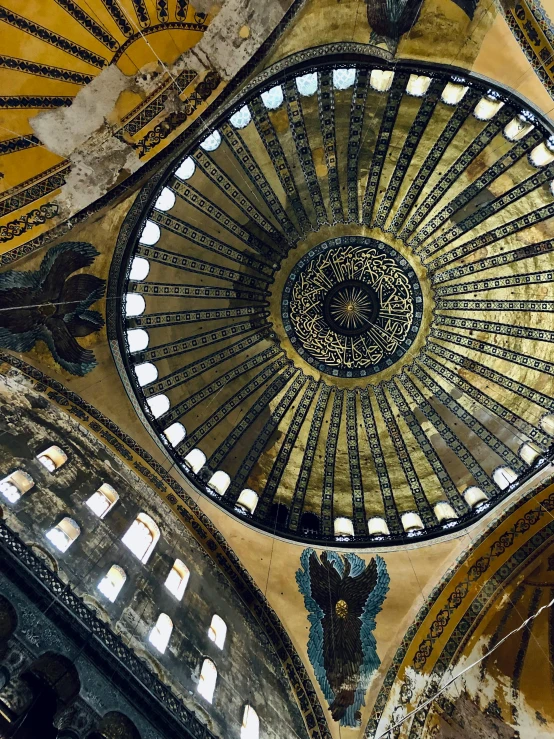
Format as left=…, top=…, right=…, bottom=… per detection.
left=281, top=237, right=424, bottom=378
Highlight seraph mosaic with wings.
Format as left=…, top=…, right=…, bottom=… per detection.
left=296, top=549, right=390, bottom=727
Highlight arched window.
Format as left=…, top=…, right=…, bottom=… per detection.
left=37, top=445, right=67, bottom=472
left=149, top=613, right=173, bottom=654
left=504, top=113, right=534, bottom=142
left=129, top=256, right=150, bottom=281
left=519, top=441, right=542, bottom=465
left=530, top=139, right=554, bottom=167
left=401, top=511, right=424, bottom=533
left=86, top=483, right=119, bottom=518
left=184, top=448, right=206, bottom=474
left=333, top=67, right=356, bottom=90
left=441, top=81, right=468, bottom=105
left=165, top=559, right=190, bottom=600
left=164, top=422, right=185, bottom=446
left=208, top=615, right=227, bottom=649
left=198, top=659, right=217, bottom=703
left=175, top=156, right=195, bottom=180
left=46, top=517, right=80, bottom=553
left=493, top=466, right=518, bottom=490
left=261, top=85, right=283, bottom=110
left=541, top=413, right=554, bottom=436
left=135, top=362, right=158, bottom=387
left=208, top=470, right=230, bottom=496
left=406, top=74, right=431, bottom=97
left=236, top=488, right=258, bottom=514
left=334, top=516, right=354, bottom=538
left=127, top=328, right=149, bottom=352
left=434, top=501, right=458, bottom=523
left=0, top=470, right=34, bottom=503
left=473, top=93, right=504, bottom=120
left=121, top=513, right=159, bottom=563
left=241, top=705, right=259, bottom=739
left=97, top=564, right=126, bottom=602
left=154, top=187, right=176, bottom=211
left=367, top=517, right=389, bottom=536
left=464, top=486, right=488, bottom=508
left=269, top=502, right=288, bottom=527
left=139, top=220, right=160, bottom=245
left=300, top=511, right=319, bottom=535
left=125, top=293, right=146, bottom=317
left=230, top=105, right=252, bottom=129
left=200, top=131, right=221, bottom=151
left=370, top=69, right=394, bottom=92
left=296, top=72, right=317, bottom=96
left=147, top=394, right=170, bottom=419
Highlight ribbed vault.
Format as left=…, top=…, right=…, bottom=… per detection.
left=112, top=52, right=554, bottom=548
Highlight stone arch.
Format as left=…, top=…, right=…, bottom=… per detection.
left=88, top=711, right=141, bottom=739
left=24, top=651, right=81, bottom=709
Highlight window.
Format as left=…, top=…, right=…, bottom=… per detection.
left=122, top=513, right=160, bottom=563
left=86, top=483, right=119, bottom=518
left=504, top=113, right=534, bottom=142
left=236, top=488, right=258, bottom=514
left=125, top=293, right=146, bottom=317
left=519, top=442, right=542, bottom=465
left=208, top=615, right=227, bottom=649
left=154, top=187, right=176, bottom=211
left=200, top=131, right=221, bottom=151
left=198, top=659, right=217, bottom=703
left=149, top=613, right=173, bottom=654
left=46, top=517, right=80, bottom=553
left=135, top=362, right=158, bottom=387
left=37, top=445, right=67, bottom=472
left=164, top=422, right=185, bottom=446
left=473, top=93, right=504, bottom=121
left=0, top=470, right=34, bottom=503
left=129, top=256, right=150, bottom=281
left=541, top=413, right=554, bottom=436
left=406, top=74, right=431, bottom=97
left=184, top=448, right=206, bottom=474
left=434, top=501, right=458, bottom=523
left=530, top=139, right=554, bottom=167
left=367, top=517, right=389, bottom=536
left=241, top=705, right=259, bottom=739
left=296, top=72, right=317, bottom=96
left=146, top=394, right=170, bottom=419
left=175, top=156, right=195, bottom=180
left=230, top=105, right=251, bottom=129
left=165, top=559, right=190, bottom=600
left=441, top=81, right=468, bottom=105
left=401, top=512, right=424, bottom=533
left=333, top=67, right=356, bottom=90
left=127, top=328, right=149, bottom=352
left=370, top=69, right=394, bottom=92
left=97, top=565, right=126, bottom=602
left=334, top=516, right=354, bottom=538
left=139, top=220, right=160, bottom=245
left=463, top=486, right=488, bottom=508
left=493, top=466, right=518, bottom=490
left=261, top=85, right=283, bottom=110
left=207, top=470, right=230, bottom=496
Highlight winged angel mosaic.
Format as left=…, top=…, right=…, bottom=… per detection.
left=0, top=242, right=105, bottom=376
left=296, top=549, right=390, bottom=727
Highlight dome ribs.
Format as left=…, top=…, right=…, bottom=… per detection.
left=399, top=373, right=498, bottom=497
left=388, top=379, right=467, bottom=515
left=318, top=70, right=345, bottom=224
left=374, top=77, right=444, bottom=231
left=284, top=79, right=330, bottom=228
left=345, top=390, right=368, bottom=536
left=436, top=314, right=554, bottom=346
left=133, top=305, right=265, bottom=329
left=346, top=68, right=371, bottom=222
left=372, top=385, right=438, bottom=528
left=389, top=88, right=479, bottom=235
left=361, top=71, right=409, bottom=226
left=413, top=128, right=543, bottom=249
left=434, top=268, right=554, bottom=297
left=55, top=0, right=119, bottom=50
left=401, top=105, right=515, bottom=242
left=249, top=96, right=312, bottom=235
left=319, top=389, right=345, bottom=536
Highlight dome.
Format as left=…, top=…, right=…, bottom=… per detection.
left=113, top=55, right=554, bottom=547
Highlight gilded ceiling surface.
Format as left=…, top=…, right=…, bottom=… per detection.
left=110, top=52, right=554, bottom=548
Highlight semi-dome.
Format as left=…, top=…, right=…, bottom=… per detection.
left=111, top=52, right=554, bottom=547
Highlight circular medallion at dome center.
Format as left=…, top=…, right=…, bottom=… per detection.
left=281, top=238, right=423, bottom=378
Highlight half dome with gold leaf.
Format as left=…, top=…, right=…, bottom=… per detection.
left=109, top=48, right=554, bottom=547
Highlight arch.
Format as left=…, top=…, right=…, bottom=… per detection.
left=401, top=511, right=424, bottom=533
left=406, top=74, right=431, bottom=97
left=236, top=489, right=258, bottom=514
left=208, top=614, right=227, bottom=650
left=126, top=328, right=149, bottom=352
left=146, top=394, right=170, bottom=419
left=434, top=501, right=458, bottom=523
left=334, top=516, right=354, bottom=538
left=183, top=448, right=206, bottom=474
left=86, top=483, right=119, bottom=518
left=25, top=652, right=80, bottom=707
left=138, top=220, right=160, bottom=245
left=441, top=80, right=468, bottom=105
left=519, top=441, right=542, bottom=465
left=154, top=186, right=176, bottom=211
left=370, top=69, right=394, bottom=91
left=207, top=470, right=230, bottom=496
left=269, top=502, right=288, bottom=527
left=125, top=293, right=146, bottom=317
left=89, top=712, right=141, bottom=739
left=46, top=517, right=80, bottom=553
left=149, top=613, right=173, bottom=654
left=37, top=445, right=67, bottom=472
left=197, top=659, right=217, bottom=703
left=230, top=105, right=251, bottom=129
left=296, top=72, right=317, bottom=96
left=200, top=130, right=221, bottom=151
left=541, top=413, right=554, bottom=436
left=175, top=156, right=195, bottom=180
left=261, top=85, right=283, bottom=109
left=332, top=67, right=355, bottom=90
left=134, top=362, right=158, bottom=387
left=367, top=517, right=390, bottom=536
left=464, top=486, right=488, bottom=508
left=121, top=512, right=160, bottom=563
left=503, top=113, right=534, bottom=141
left=473, top=93, right=504, bottom=120
left=529, top=139, right=554, bottom=167
left=164, top=559, right=190, bottom=601
left=163, top=422, right=185, bottom=446
left=241, top=705, right=259, bottom=739
left=493, top=466, right=518, bottom=490
left=0, top=470, right=34, bottom=503
left=97, top=565, right=126, bottom=603
left=129, top=256, right=150, bottom=281
left=300, top=511, right=319, bottom=535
